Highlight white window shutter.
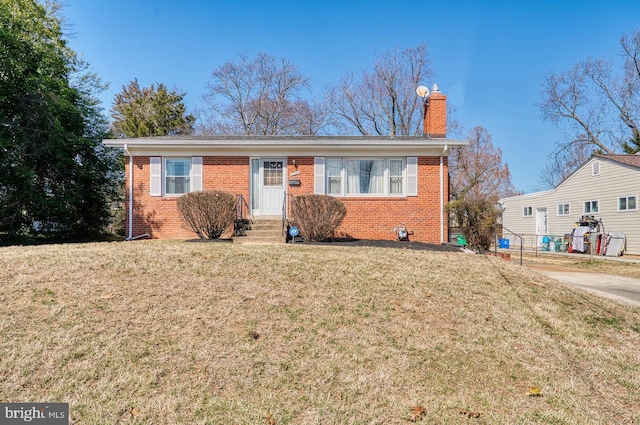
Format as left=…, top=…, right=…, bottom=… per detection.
left=150, top=157, right=162, bottom=197
left=407, top=157, right=418, bottom=196
left=314, top=157, right=325, bottom=194
left=191, top=157, right=203, bottom=192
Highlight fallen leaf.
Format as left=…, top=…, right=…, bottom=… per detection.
left=409, top=405, right=426, bottom=422
left=265, top=412, right=276, bottom=424
left=100, top=293, right=115, bottom=300
left=459, top=409, right=481, bottom=418
left=526, top=387, right=543, bottom=397
left=249, top=331, right=260, bottom=340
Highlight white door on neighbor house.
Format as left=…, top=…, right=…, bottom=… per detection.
left=259, top=158, right=286, bottom=216
left=536, top=207, right=548, bottom=246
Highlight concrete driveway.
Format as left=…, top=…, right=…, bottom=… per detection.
left=526, top=263, right=640, bottom=307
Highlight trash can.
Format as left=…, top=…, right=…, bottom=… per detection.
left=499, top=238, right=510, bottom=249
left=457, top=235, right=467, bottom=246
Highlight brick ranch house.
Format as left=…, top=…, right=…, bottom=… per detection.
left=103, top=86, right=466, bottom=243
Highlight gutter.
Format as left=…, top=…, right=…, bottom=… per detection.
left=124, top=144, right=133, bottom=240
left=440, top=144, right=448, bottom=244
left=123, top=144, right=149, bottom=241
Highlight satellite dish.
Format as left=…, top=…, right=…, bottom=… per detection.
left=416, top=85, right=430, bottom=98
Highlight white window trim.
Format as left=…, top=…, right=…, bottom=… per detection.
left=323, top=157, right=407, bottom=197
left=617, top=195, right=638, bottom=212
left=523, top=206, right=533, bottom=217
left=163, top=157, right=192, bottom=197
left=557, top=203, right=570, bottom=216
left=584, top=199, right=599, bottom=214
left=150, top=157, right=202, bottom=197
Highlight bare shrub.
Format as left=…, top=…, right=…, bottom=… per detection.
left=290, top=195, right=346, bottom=241
left=177, top=191, right=236, bottom=239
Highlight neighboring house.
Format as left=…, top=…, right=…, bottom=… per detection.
left=499, top=154, right=640, bottom=255
left=103, top=87, right=466, bottom=243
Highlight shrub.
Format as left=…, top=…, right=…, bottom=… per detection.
left=177, top=191, right=236, bottom=239
left=290, top=195, right=346, bottom=242
left=446, top=197, right=499, bottom=250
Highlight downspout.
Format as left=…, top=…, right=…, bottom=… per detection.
left=124, top=144, right=134, bottom=240
left=440, top=144, right=448, bottom=244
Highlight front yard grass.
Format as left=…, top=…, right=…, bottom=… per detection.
left=1, top=241, right=639, bottom=424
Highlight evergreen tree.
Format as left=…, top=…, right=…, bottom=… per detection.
left=110, top=79, right=194, bottom=138
left=0, top=0, right=120, bottom=240
left=622, top=130, right=640, bottom=154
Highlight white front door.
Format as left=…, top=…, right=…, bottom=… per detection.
left=259, top=158, right=286, bottom=216
left=536, top=207, right=548, bottom=246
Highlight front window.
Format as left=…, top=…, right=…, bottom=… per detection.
left=165, top=158, right=191, bottom=195
left=326, top=158, right=405, bottom=196
left=584, top=200, right=599, bottom=213
left=618, top=195, right=637, bottom=211
left=557, top=203, right=570, bottom=216
left=327, top=159, right=342, bottom=195
left=523, top=206, right=533, bottom=217
left=346, top=159, right=385, bottom=195
left=389, top=159, right=404, bottom=195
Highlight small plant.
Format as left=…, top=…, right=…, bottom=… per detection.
left=177, top=190, right=236, bottom=239
left=290, top=194, right=346, bottom=242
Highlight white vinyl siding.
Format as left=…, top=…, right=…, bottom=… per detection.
left=499, top=156, right=640, bottom=255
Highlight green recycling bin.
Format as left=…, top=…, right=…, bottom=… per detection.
left=457, top=235, right=467, bottom=246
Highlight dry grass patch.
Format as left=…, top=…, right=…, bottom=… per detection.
left=522, top=252, right=640, bottom=279
left=1, top=241, right=640, bottom=424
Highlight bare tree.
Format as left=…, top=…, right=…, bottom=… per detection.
left=448, top=126, right=516, bottom=250
left=325, top=44, right=434, bottom=136
left=199, top=53, right=328, bottom=136
left=450, top=126, right=517, bottom=202
left=538, top=28, right=640, bottom=187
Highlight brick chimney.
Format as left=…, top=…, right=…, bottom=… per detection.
left=423, top=84, right=447, bottom=138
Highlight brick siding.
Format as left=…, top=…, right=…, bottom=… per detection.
left=127, top=155, right=448, bottom=243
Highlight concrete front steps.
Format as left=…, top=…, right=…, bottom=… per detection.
left=234, top=216, right=286, bottom=244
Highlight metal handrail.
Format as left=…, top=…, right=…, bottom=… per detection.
left=281, top=193, right=292, bottom=237
left=235, top=194, right=253, bottom=237
left=282, top=194, right=287, bottom=237
left=501, top=225, right=524, bottom=266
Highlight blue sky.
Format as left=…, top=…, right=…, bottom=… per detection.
left=62, top=0, right=639, bottom=193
